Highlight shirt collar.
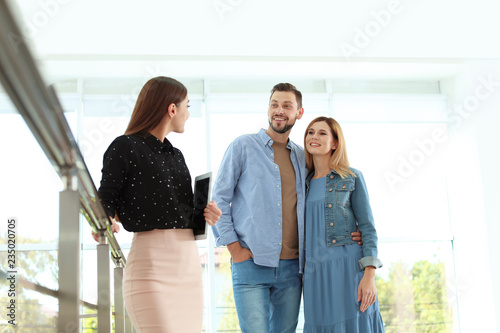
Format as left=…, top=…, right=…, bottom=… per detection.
left=143, top=134, right=174, bottom=154
left=258, top=128, right=293, bottom=150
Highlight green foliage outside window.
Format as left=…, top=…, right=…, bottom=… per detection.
left=377, top=260, right=453, bottom=333
left=0, top=237, right=58, bottom=332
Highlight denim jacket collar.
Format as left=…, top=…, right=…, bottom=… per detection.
left=306, top=169, right=355, bottom=193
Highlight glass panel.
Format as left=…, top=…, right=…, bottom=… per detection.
left=378, top=241, right=458, bottom=332
left=0, top=250, right=58, bottom=331
left=341, top=122, right=451, bottom=240
left=0, top=114, right=61, bottom=244
left=81, top=249, right=98, bottom=309
left=333, top=95, right=448, bottom=123
left=201, top=246, right=211, bottom=332
left=206, top=94, right=269, bottom=114
left=80, top=247, right=128, bottom=332
left=211, top=247, right=236, bottom=331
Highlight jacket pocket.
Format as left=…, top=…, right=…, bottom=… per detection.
left=335, top=180, right=355, bottom=206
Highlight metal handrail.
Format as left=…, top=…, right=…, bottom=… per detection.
left=0, top=269, right=110, bottom=313
left=0, top=0, right=125, bottom=266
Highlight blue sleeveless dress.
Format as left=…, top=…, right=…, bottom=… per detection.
left=303, top=177, right=385, bottom=333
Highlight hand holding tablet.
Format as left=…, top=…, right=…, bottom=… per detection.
left=193, top=172, right=221, bottom=239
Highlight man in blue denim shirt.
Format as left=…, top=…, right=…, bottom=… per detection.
left=212, top=83, right=361, bottom=332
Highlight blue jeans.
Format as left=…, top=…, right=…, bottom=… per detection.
left=231, top=258, right=302, bottom=333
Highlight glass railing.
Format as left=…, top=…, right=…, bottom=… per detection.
left=0, top=0, right=130, bottom=331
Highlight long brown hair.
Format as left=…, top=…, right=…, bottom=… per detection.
left=304, top=116, right=355, bottom=178
left=125, top=77, right=187, bottom=137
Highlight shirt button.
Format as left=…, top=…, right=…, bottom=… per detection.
left=330, top=175, right=334, bottom=179
left=278, top=243, right=282, bottom=246
left=275, top=166, right=278, bottom=169
left=277, top=185, right=280, bottom=188
left=332, top=240, right=337, bottom=244
left=330, top=223, right=334, bottom=226
left=329, top=188, right=333, bottom=192
left=278, top=223, right=281, bottom=226
left=328, top=204, right=332, bottom=208
left=278, top=204, right=281, bottom=207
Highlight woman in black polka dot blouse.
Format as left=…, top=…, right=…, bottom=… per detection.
left=97, top=76, right=221, bottom=332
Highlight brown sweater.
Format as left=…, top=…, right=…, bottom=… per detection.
left=272, top=141, right=299, bottom=259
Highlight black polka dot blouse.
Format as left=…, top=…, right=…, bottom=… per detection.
left=97, top=134, right=195, bottom=232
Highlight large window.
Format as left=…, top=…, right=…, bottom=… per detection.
left=207, top=91, right=457, bottom=332
left=331, top=95, right=457, bottom=332
left=0, top=80, right=459, bottom=332
left=0, top=110, right=63, bottom=331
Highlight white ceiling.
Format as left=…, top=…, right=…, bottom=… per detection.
left=7, top=0, right=500, bottom=81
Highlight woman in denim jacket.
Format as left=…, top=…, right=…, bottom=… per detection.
left=302, top=117, right=385, bottom=332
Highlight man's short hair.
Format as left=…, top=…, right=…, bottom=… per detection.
left=270, top=83, right=302, bottom=109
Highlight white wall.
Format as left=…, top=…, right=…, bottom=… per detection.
left=441, top=60, right=500, bottom=332
left=470, top=61, right=500, bottom=332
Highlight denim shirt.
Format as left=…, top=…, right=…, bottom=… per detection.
left=212, top=129, right=307, bottom=273
left=305, top=168, right=382, bottom=269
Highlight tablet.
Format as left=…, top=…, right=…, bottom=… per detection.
left=193, top=172, right=212, bottom=240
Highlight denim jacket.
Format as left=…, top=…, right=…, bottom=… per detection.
left=305, top=168, right=382, bottom=270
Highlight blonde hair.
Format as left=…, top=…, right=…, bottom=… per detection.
left=304, top=116, right=355, bottom=178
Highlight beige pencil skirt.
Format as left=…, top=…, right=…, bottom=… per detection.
left=123, top=228, right=203, bottom=333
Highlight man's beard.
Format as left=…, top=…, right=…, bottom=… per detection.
left=268, top=118, right=296, bottom=134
